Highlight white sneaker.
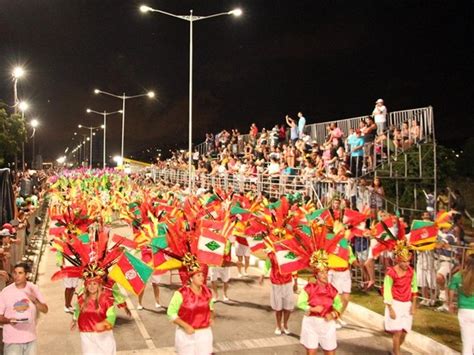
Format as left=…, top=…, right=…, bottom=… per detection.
left=439, top=290, right=446, bottom=302
left=242, top=271, right=249, bottom=277
left=283, top=328, right=291, bottom=335
left=335, top=323, right=342, bottom=329
left=419, top=299, right=429, bottom=306
left=155, top=303, right=162, bottom=309
left=223, top=296, right=230, bottom=303
left=274, top=328, right=282, bottom=335
left=238, top=273, right=243, bottom=278
left=64, top=306, right=73, bottom=314
left=137, top=305, right=144, bottom=310
left=436, top=304, right=449, bottom=312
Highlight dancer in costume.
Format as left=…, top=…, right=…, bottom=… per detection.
left=167, top=255, right=214, bottom=355
left=448, top=252, right=474, bottom=355
left=328, top=245, right=355, bottom=329
left=260, top=250, right=298, bottom=335
left=297, top=257, right=342, bottom=355
left=383, top=241, right=417, bottom=355
left=71, top=266, right=117, bottom=355
left=210, top=241, right=232, bottom=302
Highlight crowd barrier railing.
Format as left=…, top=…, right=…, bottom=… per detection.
left=194, top=107, right=434, bottom=157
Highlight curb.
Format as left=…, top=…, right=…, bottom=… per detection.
left=347, top=302, right=459, bottom=355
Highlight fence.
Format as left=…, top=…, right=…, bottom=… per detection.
left=152, top=168, right=356, bottom=205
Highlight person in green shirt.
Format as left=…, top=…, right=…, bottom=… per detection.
left=448, top=253, right=474, bottom=355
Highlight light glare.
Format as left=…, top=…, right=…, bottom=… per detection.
left=19, top=101, right=29, bottom=112
left=147, top=91, right=155, bottom=98
left=13, top=67, right=25, bottom=78
left=30, top=119, right=39, bottom=128
left=230, top=8, right=242, bottom=16
left=140, top=5, right=151, bottom=13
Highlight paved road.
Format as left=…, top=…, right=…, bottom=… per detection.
left=36, top=225, right=419, bottom=354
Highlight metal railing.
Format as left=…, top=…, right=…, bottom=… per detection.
left=194, top=106, right=434, bottom=157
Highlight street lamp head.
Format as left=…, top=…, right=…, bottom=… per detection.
left=18, top=101, right=29, bottom=112
left=92, top=132, right=96, bottom=136
left=30, top=119, right=39, bottom=128
left=74, top=132, right=77, bottom=135
left=86, top=109, right=91, bottom=113
left=118, top=110, right=124, bottom=113
left=13, top=67, right=25, bottom=79
left=139, top=5, right=151, bottom=13
left=86, top=137, right=90, bottom=141
left=101, top=124, right=105, bottom=129
left=147, top=91, right=155, bottom=98
left=94, top=89, right=100, bottom=94
left=229, top=8, right=242, bottom=16
left=78, top=124, right=82, bottom=128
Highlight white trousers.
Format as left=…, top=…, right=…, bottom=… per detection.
left=175, top=327, right=213, bottom=355
left=80, top=330, right=116, bottom=355
left=459, top=309, right=474, bottom=355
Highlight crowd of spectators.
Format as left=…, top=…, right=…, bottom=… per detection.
left=0, top=169, right=48, bottom=288
left=159, top=99, right=422, bottom=183
left=155, top=99, right=426, bottom=208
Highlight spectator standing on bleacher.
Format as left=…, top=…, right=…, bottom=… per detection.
left=350, top=129, right=365, bottom=178
left=372, top=98, right=387, bottom=135
left=285, top=115, right=298, bottom=145
left=297, top=112, right=306, bottom=139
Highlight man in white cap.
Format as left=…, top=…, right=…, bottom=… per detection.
left=372, top=99, right=387, bottom=135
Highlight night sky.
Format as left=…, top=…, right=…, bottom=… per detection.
left=0, top=0, right=472, bottom=162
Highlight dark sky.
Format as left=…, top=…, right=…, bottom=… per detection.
left=0, top=0, right=473, bottom=162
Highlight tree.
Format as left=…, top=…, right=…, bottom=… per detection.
left=0, top=107, right=26, bottom=167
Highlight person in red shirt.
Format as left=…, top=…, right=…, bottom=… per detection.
left=383, top=242, right=417, bottom=355
left=260, top=251, right=298, bottom=335
left=167, top=261, right=214, bottom=355
left=297, top=260, right=342, bottom=355
left=71, top=270, right=117, bottom=355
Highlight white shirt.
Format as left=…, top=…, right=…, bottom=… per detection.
left=373, top=105, right=387, bottom=123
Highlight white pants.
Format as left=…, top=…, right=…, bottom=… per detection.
left=384, top=300, right=413, bottom=333
left=459, top=309, right=474, bottom=355
left=63, top=277, right=80, bottom=288
left=80, top=330, right=116, bottom=355
left=235, top=243, right=250, bottom=257
left=328, top=269, right=351, bottom=294
left=210, top=267, right=231, bottom=283
left=270, top=282, right=294, bottom=311
left=175, top=327, right=213, bottom=355
left=300, top=316, right=337, bottom=351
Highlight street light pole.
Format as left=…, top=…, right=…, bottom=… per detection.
left=87, top=108, right=122, bottom=169
left=78, top=125, right=102, bottom=169
left=139, top=5, right=241, bottom=190
left=93, top=89, right=154, bottom=163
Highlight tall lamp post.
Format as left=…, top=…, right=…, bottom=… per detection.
left=86, top=108, right=122, bottom=169
left=139, top=5, right=242, bottom=190
left=93, top=89, right=154, bottom=163
left=30, top=119, right=39, bottom=169
left=12, top=67, right=25, bottom=114
left=78, top=124, right=102, bottom=169
left=19, top=101, right=29, bottom=170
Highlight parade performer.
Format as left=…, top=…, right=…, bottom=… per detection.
left=328, top=245, right=355, bottom=329
left=167, top=255, right=214, bottom=355
left=279, top=222, right=347, bottom=355
left=210, top=240, right=232, bottom=302
left=448, top=251, right=474, bottom=355
left=383, top=241, right=417, bottom=355
left=260, top=250, right=297, bottom=335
